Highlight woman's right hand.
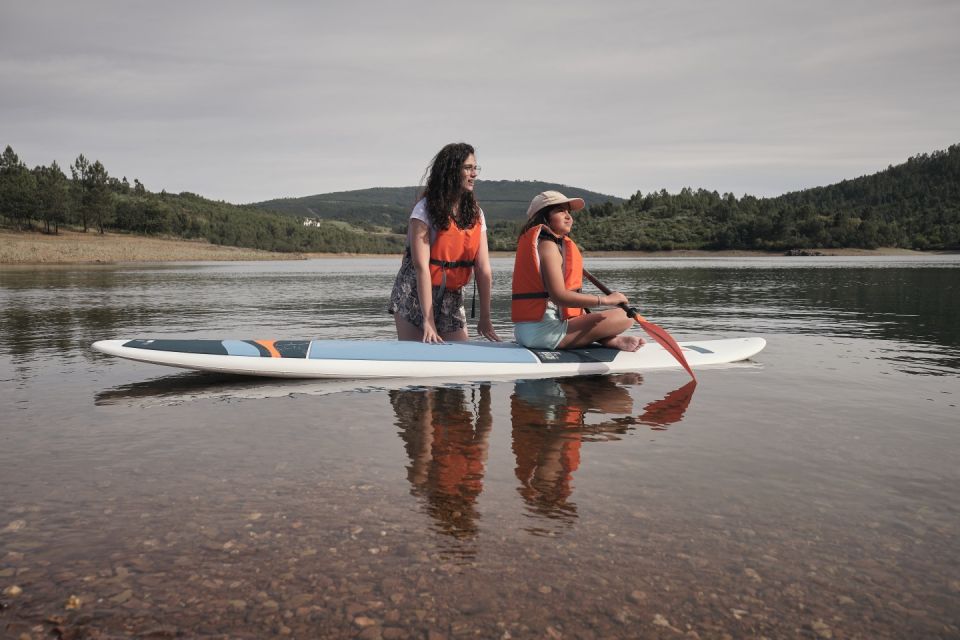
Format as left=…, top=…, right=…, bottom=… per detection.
left=602, top=291, right=629, bottom=307
left=421, top=318, right=443, bottom=344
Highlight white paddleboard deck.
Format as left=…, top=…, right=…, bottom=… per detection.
left=93, top=337, right=766, bottom=379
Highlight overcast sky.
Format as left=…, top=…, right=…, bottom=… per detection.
left=3, top=1, right=959, bottom=204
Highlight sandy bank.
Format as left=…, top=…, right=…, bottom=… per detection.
left=0, top=230, right=305, bottom=265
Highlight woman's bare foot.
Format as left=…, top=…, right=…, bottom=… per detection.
left=601, top=335, right=645, bottom=351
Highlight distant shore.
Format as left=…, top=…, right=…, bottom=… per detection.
left=0, top=230, right=306, bottom=265
left=0, top=229, right=944, bottom=266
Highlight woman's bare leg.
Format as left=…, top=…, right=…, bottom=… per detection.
left=440, top=327, right=469, bottom=342
left=557, top=309, right=643, bottom=351
left=396, top=315, right=470, bottom=342
left=395, top=314, right=424, bottom=341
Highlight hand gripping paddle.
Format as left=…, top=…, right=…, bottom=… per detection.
left=583, top=269, right=696, bottom=382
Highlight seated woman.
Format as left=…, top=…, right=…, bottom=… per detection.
left=511, top=191, right=643, bottom=352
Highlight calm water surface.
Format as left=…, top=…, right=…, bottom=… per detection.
left=1, top=255, right=958, bottom=639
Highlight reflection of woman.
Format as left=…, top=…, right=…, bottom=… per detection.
left=510, top=376, right=637, bottom=526
left=390, top=385, right=492, bottom=539
left=388, top=142, right=500, bottom=344
left=510, top=375, right=695, bottom=530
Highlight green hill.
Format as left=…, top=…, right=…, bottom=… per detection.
left=3, top=143, right=957, bottom=254
left=251, top=181, right=625, bottom=231
left=549, top=144, right=960, bottom=252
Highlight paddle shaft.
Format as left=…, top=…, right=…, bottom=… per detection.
left=582, top=270, right=645, bottom=320
left=582, top=269, right=697, bottom=381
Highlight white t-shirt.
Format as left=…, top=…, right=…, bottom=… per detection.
left=409, top=197, right=487, bottom=245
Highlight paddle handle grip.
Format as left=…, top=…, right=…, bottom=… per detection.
left=620, top=303, right=643, bottom=319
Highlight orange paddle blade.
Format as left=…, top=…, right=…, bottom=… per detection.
left=582, top=268, right=696, bottom=381
left=636, top=318, right=696, bottom=381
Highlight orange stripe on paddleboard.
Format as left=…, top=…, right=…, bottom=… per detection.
left=254, top=340, right=281, bottom=358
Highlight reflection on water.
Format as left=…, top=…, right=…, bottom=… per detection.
left=391, top=385, right=492, bottom=543
left=511, top=376, right=636, bottom=531
left=0, top=259, right=405, bottom=367
left=635, top=379, right=697, bottom=429
left=510, top=376, right=694, bottom=534
left=2, top=256, right=957, bottom=374
left=93, top=370, right=401, bottom=406
left=588, top=258, right=960, bottom=373
left=2, top=256, right=959, bottom=639
left=388, top=376, right=697, bottom=543
left=95, top=370, right=273, bottom=405
left=93, top=370, right=696, bottom=550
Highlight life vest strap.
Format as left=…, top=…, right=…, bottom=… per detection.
left=512, top=292, right=549, bottom=300
left=430, top=258, right=475, bottom=268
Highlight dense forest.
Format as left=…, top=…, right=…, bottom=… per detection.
left=0, top=146, right=404, bottom=254
left=486, top=144, right=959, bottom=251
left=2, top=143, right=958, bottom=253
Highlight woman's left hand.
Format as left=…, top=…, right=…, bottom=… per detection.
left=476, top=318, right=501, bottom=342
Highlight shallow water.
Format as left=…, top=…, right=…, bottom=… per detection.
left=1, top=255, right=958, bottom=639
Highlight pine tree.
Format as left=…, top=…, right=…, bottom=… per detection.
left=0, top=146, right=38, bottom=229
left=87, top=160, right=113, bottom=234
left=70, top=154, right=91, bottom=231
left=35, top=160, right=69, bottom=234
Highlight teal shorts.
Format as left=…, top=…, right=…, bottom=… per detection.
left=514, top=302, right=568, bottom=350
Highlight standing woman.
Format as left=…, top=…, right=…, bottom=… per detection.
left=389, top=143, right=501, bottom=343
left=512, top=191, right=643, bottom=351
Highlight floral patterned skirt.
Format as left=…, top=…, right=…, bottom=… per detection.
left=387, top=251, right=467, bottom=333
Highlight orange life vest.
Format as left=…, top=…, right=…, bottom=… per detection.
left=429, top=218, right=482, bottom=291
left=511, top=226, right=584, bottom=322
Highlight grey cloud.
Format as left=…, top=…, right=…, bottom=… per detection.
left=3, top=0, right=959, bottom=202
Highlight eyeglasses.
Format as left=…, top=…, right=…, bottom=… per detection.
left=462, top=164, right=481, bottom=173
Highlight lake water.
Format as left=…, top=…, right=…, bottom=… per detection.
left=1, top=255, right=958, bottom=639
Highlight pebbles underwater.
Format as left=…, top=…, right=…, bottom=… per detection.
left=3, top=376, right=958, bottom=639
left=3, top=257, right=959, bottom=638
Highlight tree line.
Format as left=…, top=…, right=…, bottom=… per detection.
left=0, top=146, right=405, bottom=254
left=487, top=144, right=960, bottom=252
left=3, top=143, right=958, bottom=254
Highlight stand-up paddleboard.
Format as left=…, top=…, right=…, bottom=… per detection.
left=93, top=337, right=765, bottom=379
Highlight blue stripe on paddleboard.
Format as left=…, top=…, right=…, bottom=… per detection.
left=683, top=345, right=714, bottom=354
left=124, top=339, right=228, bottom=355
left=307, top=340, right=540, bottom=363
left=222, top=340, right=262, bottom=357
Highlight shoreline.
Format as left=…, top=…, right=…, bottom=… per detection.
left=0, top=229, right=950, bottom=266
left=0, top=229, right=306, bottom=265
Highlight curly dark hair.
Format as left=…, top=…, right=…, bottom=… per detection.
left=517, top=206, right=560, bottom=240
left=419, top=142, right=480, bottom=231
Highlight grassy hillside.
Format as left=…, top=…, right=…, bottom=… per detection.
left=251, top=181, right=625, bottom=230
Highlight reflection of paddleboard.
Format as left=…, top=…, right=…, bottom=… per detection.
left=92, top=337, right=765, bottom=379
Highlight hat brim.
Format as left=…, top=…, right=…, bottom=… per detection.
left=527, top=197, right=587, bottom=219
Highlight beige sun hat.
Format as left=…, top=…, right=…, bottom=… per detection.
left=526, top=190, right=586, bottom=219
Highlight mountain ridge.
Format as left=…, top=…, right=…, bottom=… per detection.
left=251, top=180, right=624, bottom=230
